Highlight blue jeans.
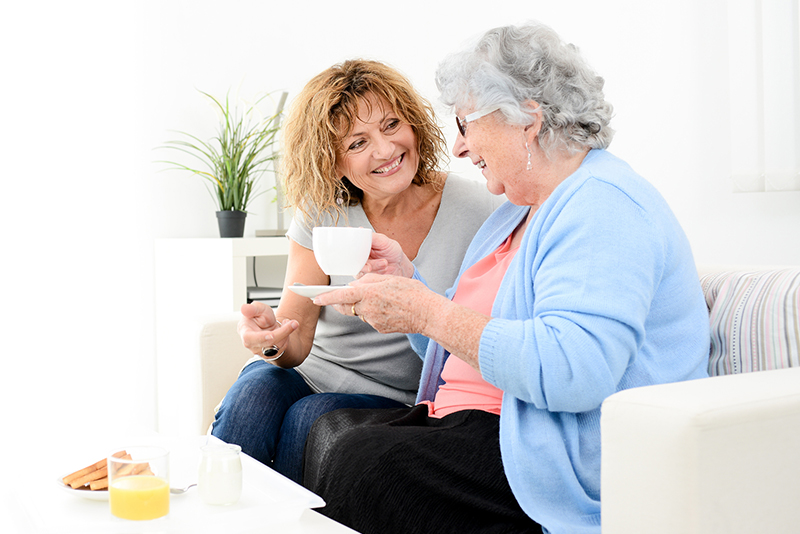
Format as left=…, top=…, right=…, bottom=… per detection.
left=211, top=359, right=406, bottom=484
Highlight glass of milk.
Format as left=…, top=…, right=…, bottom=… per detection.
left=198, top=443, right=242, bottom=505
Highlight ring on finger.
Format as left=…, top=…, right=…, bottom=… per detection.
left=261, top=345, right=285, bottom=361
left=261, top=320, right=285, bottom=361
left=262, top=345, right=280, bottom=357
left=351, top=304, right=358, bottom=317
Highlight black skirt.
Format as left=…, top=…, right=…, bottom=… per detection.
left=303, top=405, right=543, bottom=534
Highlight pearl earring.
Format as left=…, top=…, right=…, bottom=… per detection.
left=525, top=142, right=532, bottom=171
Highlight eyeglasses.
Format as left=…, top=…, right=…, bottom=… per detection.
left=455, top=107, right=500, bottom=137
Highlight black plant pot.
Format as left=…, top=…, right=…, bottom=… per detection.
left=216, top=210, right=247, bottom=238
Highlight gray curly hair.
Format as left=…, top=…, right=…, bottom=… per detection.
left=436, top=21, right=615, bottom=156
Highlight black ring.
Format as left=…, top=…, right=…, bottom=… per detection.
left=262, top=345, right=279, bottom=357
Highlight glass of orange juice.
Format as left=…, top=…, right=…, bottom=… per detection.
left=108, top=446, right=170, bottom=521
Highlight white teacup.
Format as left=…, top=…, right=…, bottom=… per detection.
left=312, top=227, right=373, bottom=276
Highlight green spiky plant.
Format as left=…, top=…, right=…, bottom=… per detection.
left=161, top=90, right=286, bottom=213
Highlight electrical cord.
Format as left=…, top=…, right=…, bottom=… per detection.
left=252, top=256, right=259, bottom=288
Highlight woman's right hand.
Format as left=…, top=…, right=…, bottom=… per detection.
left=358, top=233, right=415, bottom=279
left=237, top=301, right=297, bottom=358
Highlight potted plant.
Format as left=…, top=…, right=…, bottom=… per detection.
left=161, top=90, right=287, bottom=237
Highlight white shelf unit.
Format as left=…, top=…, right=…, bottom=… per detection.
left=154, top=237, right=289, bottom=436
left=248, top=285, right=283, bottom=306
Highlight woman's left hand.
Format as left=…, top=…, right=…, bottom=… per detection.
left=313, top=274, right=438, bottom=334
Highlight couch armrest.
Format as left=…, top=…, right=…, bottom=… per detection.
left=198, top=314, right=254, bottom=434
left=601, top=367, right=800, bottom=534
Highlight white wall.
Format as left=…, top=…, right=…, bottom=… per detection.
left=2, top=0, right=798, bottom=438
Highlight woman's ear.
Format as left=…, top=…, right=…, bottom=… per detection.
left=333, top=162, right=346, bottom=181
left=522, top=100, right=543, bottom=142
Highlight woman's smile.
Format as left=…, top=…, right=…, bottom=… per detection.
left=373, top=154, right=405, bottom=175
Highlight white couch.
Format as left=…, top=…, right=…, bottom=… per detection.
left=602, top=266, right=800, bottom=533
left=195, top=266, right=800, bottom=532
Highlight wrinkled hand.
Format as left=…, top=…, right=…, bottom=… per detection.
left=238, top=301, right=296, bottom=356
left=313, top=274, right=439, bottom=335
left=357, top=233, right=415, bottom=279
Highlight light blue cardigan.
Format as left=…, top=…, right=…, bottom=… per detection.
left=410, top=149, right=710, bottom=534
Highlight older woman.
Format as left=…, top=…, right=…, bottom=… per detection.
left=310, top=23, right=710, bottom=534
left=211, top=60, right=499, bottom=484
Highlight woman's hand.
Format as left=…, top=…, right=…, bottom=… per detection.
left=314, top=273, right=491, bottom=373
left=237, top=301, right=298, bottom=358
left=314, top=274, right=437, bottom=334
left=357, top=233, right=415, bottom=279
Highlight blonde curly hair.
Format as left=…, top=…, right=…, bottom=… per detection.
left=281, top=59, right=446, bottom=224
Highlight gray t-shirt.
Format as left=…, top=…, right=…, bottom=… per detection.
left=287, top=174, right=501, bottom=405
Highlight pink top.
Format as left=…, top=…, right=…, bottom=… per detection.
left=423, top=235, right=519, bottom=418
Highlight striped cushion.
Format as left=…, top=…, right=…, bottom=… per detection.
left=700, top=270, right=800, bottom=376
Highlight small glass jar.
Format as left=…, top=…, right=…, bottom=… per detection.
left=198, top=443, right=242, bottom=505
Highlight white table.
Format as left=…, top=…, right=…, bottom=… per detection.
left=2, top=434, right=358, bottom=534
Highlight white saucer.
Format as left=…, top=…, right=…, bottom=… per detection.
left=287, top=285, right=348, bottom=299
left=56, top=477, right=108, bottom=500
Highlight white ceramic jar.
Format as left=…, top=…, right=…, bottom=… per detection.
left=198, top=443, right=242, bottom=505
